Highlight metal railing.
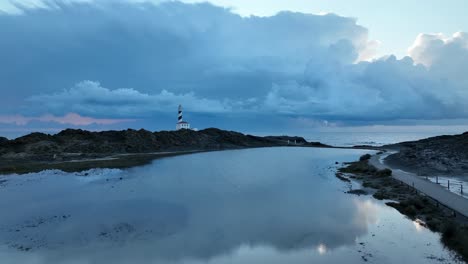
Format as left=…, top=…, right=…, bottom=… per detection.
left=394, top=178, right=461, bottom=217
left=424, top=176, right=467, bottom=197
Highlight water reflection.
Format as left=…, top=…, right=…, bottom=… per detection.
left=0, top=148, right=460, bottom=264
left=413, top=219, right=425, bottom=232
left=316, top=243, right=328, bottom=255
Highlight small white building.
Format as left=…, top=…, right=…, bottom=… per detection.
left=176, top=121, right=190, bottom=130
left=176, top=105, right=191, bottom=130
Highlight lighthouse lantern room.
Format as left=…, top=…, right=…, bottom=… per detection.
left=176, top=105, right=191, bottom=130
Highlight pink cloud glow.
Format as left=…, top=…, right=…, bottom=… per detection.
left=0, top=113, right=136, bottom=126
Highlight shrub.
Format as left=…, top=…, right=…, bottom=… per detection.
left=373, top=191, right=389, bottom=200
left=360, top=154, right=372, bottom=161
left=442, top=221, right=457, bottom=241
left=427, top=219, right=441, bottom=230
left=408, top=197, right=425, bottom=210
left=376, top=168, right=392, bottom=177
left=405, top=205, right=417, bottom=217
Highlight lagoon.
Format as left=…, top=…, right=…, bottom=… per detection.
left=0, top=147, right=461, bottom=263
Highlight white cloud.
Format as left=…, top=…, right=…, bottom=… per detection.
left=28, top=81, right=231, bottom=116
left=408, top=32, right=468, bottom=66
left=408, top=32, right=468, bottom=90
left=261, top=54, right=468, bottom=120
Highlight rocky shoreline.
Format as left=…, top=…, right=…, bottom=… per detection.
left=0, top=128, right=330, bottom=175
left=338, top=154, right=468, bottom=262
left=2, top=129, right=468, bottom=176
left=2, top=129, right=468, bottom=175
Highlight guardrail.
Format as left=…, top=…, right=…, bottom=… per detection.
left=424, top=176, right=466, bottom=197
left=393, top=178, right=461, bottom=217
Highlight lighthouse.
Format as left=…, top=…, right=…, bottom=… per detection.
left=176, top=104, right=191, bottom=130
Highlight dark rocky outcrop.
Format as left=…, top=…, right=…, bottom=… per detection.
left=0, top=128, right=328, bottom=165
left=385, top=132, right=468, bottom=176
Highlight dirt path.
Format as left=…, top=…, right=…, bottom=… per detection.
left=370, top=154, right=468, bottom=218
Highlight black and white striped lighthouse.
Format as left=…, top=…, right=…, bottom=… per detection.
left=178, top=105, right=183, bottom=123
left=176, top=104, right=191, bottom=130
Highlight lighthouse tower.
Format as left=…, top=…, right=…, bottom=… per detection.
left=176, top=105, right=190, bottom=130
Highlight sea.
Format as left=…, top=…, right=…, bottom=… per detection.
left=303, top=131, right=443, bottom=147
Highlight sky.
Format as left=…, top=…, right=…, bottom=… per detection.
left=0, top=0, right=467, bottom=138
left=183, top=0, right=468, bottom=58
left=2, top=0, right=467, bottom=58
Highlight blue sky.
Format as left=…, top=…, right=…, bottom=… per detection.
left=0, top=0, right=467, bottom=137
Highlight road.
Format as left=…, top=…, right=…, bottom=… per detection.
left=369, top=154, right=468, bottom=218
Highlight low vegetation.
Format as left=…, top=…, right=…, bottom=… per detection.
left=385, top=132, right=468, bottom=176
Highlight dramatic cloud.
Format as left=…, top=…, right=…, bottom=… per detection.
left=27, top=81, right=231, bottom=116
left=409, top=32, right=468, bottom=67
left=409, top=32, right=468, bottom=88
left=266, top=55, right=467, bottom=121
left=0, top=1, right=369, bottom=111
left=0, top=0, right=467, bottom=135
left=0, top=113, right=135, bottom=126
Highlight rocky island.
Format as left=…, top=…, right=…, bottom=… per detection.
left=0, top=128, right=329, bottom=174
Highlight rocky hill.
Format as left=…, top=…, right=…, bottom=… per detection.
left=385, top=132, right=468, bottom=176
left=0, top=128, right=330, bottom=174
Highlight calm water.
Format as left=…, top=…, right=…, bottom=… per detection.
left=251, top=130, right=463, bottom=147
left=303, top=131, right=461, bottom=147
left=0, top=148, right=462, bottom=264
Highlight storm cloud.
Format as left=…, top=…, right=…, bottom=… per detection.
left=27, top=81, right=231, bottom=116
left=0, top=0, right=467, bottom=134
